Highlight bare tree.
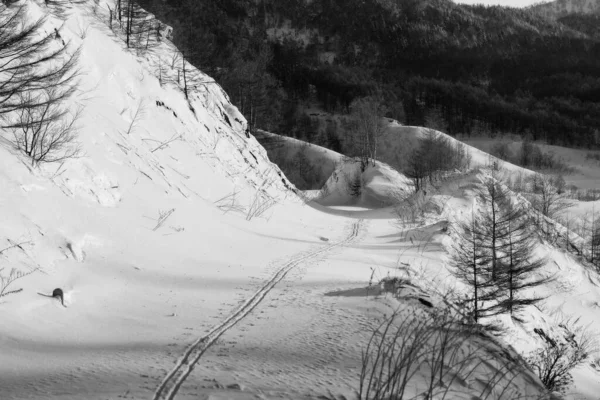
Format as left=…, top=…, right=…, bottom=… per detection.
left=347, top=97, right=386, bottom=171
left=7, top=89, right=81, bottom=165
left=155, top=57, right=169, bottom=87
left=405, top=131, right=470, bottom=193
left=0, top=4, right=80, bottom=117
left=118, top=0, right=159, bottom=51
left=529, top=173, right=573, bottom=221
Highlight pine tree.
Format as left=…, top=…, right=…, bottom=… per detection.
left=498, top=211, right=550, bottom=316
left=476, top=175, right=515, bottom=281
left=451, top=173, right=550, bottom=323
left=450, top=208, right=504, bottom=323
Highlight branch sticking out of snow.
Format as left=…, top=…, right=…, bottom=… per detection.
left=153, top=208, right=175, bottom=231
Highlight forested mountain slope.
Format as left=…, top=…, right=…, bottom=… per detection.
left=531, top=0, right=600, bottom=18
left=138, top=0, right=600, bottom=149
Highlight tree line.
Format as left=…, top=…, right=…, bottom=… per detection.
left=136, top=0, right=600, bottom=149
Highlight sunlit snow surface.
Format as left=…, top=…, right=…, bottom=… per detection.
left=0, top=1, right=599, bottom=400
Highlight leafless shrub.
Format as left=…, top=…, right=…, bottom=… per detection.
left=393, top=190, right=439, bottom=227
left=378, top=275, right=411, bottom=295
left=360, top=309, right=436, bottom=400
left=527, top=314, right=597, bottom=394
left=0, top=267, right=37, bottom=299
left=246, top=191, right=276, bottom=221
left=360, top=307, right=544, bottom=400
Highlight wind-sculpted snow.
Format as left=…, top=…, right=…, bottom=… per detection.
left=1, top=1, right=600, bottom=400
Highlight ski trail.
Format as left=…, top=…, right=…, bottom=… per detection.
left=152, top=219, right=364, bottom=400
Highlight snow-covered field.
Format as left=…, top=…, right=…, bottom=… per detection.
left=2, top=1, right=600, bottom=400
left=464, top=137, right=600, bottom=190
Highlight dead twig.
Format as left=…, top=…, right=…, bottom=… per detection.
left=153, top=208, right=175, bottom=231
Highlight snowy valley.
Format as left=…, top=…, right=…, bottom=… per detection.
left=1, top=1, right=600, bottom=400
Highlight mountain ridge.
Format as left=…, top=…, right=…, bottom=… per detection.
left=531, top=0, right=600, bottom=18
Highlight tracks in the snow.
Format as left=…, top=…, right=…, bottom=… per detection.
left=152, top=219, right=364, bottom=400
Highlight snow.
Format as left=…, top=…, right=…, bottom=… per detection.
left=464, top=137, right=600, bottom=190
left=314, top=158, right=412, bottom=208
left=1, top=1, right=600, bottom=400
left=255, top=129, right=343, bottom=186
left=379, top=122, right=537, bottom=178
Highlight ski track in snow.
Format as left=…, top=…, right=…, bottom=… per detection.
left=152, top=219, right=364, bottom=400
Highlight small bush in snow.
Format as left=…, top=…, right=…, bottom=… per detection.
left=359, top=307, right=536, bottom=400
left=378, top=276, right=410, bottom=294
left=246, top=191, right=276, bottom=221
left=527, top=316, right=597, bottom=394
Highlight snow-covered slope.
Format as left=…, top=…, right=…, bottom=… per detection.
left=255, top=129, right=343, bottom=189
left=379, top=121, right=536, bottom=178
left=313, top=159, right=412, bottom=208
left=1, top=2, right=599, bottom=400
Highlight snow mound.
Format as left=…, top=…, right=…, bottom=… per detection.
left=314, top=159, right=412, bottom=208
left=256, top=130, right=343, bottom=189
left=379, top=121, right=537, bottom=178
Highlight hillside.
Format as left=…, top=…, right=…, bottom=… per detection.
left=3, top=1, right=600, bottom=400
left=532, top=0, right=600, bottom=18
left=261, top=124, right=600, bottom=399
left=136, top=0, right=600, bottom=150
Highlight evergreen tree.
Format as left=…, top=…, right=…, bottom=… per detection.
left=451, top=173, right=550, bottom=323
left=450, top=208, right=504, bottom=324
left=497, top=208, right=550, bottom=316
left=476, top=176, right=515, bottom=281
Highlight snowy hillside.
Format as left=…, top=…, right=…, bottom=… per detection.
left=255, top=130, right=343, bottom=190
left=379, top=122, right=537, bottom=177
left=1, top=1, right=600, bottom=400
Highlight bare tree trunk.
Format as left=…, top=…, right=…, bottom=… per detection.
left=182, top=53, right=188, bottom=99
